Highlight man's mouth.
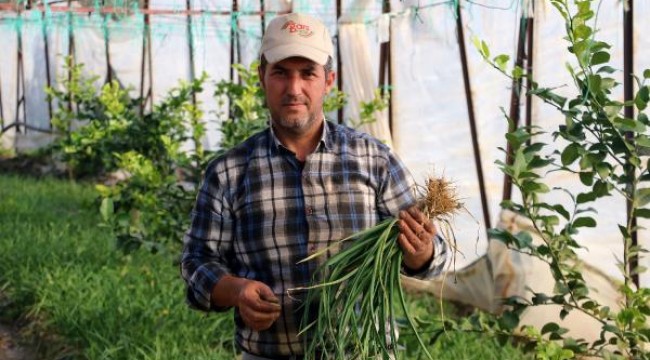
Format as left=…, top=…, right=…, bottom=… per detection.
left=283, top=103, right=306, bottom=108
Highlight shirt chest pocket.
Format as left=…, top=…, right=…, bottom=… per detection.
left=321, top=175, right=377, bottom=235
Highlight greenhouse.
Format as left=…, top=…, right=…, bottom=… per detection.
left=1, top=0, right=649, bottom=359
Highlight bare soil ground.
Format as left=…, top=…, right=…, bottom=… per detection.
left=0, top=157, right=52, bottom=360
left=0, top=323, right=35, bottom=360
left=0, top=152, right=67, bottom=179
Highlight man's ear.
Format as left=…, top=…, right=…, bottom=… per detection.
left=325, top=70, right=336, bottom=93
left=258, top=65, right=266, bottom=89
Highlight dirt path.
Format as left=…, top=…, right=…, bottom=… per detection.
left=0, top=323, right=35, bottom=360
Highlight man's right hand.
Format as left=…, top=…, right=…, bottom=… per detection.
left=236, top=280, right=282, bottom=331
left=211, top=275, right=281, bottom=331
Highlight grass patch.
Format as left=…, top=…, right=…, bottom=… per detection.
left=0, top=175, right=235, bottom=359
left=0, top=174, right=528, bottom=359
left=400, top=295, right=529, bottom=359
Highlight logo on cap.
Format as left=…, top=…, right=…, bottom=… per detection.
left=281, top=21, right=314, bottom=38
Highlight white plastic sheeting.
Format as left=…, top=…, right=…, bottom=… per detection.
left=387, top=1, right=650, bottom=286
left=339, top=22, right=393, bottom=147
left=403, top=209, right=626, bottom=345
left=0, top=0, right=648, bottom=287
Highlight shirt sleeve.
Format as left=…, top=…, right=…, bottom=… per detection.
left=375, top=150, right=417, bottom=219
left=180, top=164, right=235, bottom=312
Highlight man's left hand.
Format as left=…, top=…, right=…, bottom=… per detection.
left=398, top=206, right=435, bottom=272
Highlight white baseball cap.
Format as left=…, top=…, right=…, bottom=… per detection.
left=260, top=13, right=334, bottom=66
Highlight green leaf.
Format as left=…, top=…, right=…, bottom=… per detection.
left=512, top=148, right=527, bottom=179
left=559, top=349, right=575, bottom=360
left=512, top=66, right=524, bottom=79
left=488, top=228, right=517, bottom=246
left=577, top=192, right=597, bottom=204
left=100, top=197, right=114, bottom=222
left=561, top=143, right=581, bottom=166
left=635, top=188, right=650, bottom=208
left=550, top=1, right=569, bottom=20
left=595, top=163, right=611, bottom=179
left=579, top=171, right=594, bottom=186
left=553, top=204, right=571, bottom=220
left=613, top=118, right=646, bottom=132
left=523, top=142, right=545, bottom=154
left=498, top=311, right=520, bottom=330
left=636, top=135, right=650, bottom=148
left=539, top=215, right=559, bottom=227
left=506, top=127, right=531, bottom=149
left=591, top=51, right=610, bottom=66
left=596, top=78, right=616, bottom=93
left=635, top=208, right=650, bottom=218
left=530, top=87, right=567, bottom=107
left=560, top=308, right=570, bottom=320
left=644, top=69, right=650, bottom=79
left=514, top=231, right=533, bottom=249
left=529, top=157, right=553, bottom=169
left=471, top=36, right=483, bottom=57
left=573, top=217, right=597, bottom=228
left=635, top=86, right=649, bottom=111
left=532, top=293, right=551, bottom=304
left=597, top=65, right=616, bottom=74
left=522, top=180, right=550, bottom=194
left=604, top=105, right=622, bottom=120
left=618, top=224, right=630, bottom=238
left=481, top=40, right=490, bottom=59
left=593, top=180, right=611, bottom=197
left=493, top=54, right=510, bottom=72
left=582, top=300, right=597, bottom=310
left=95, top=184, right=112, bottom=197
left=541, top=322, right=560, bottom=335
left=573, top=24, right=592, bottom=39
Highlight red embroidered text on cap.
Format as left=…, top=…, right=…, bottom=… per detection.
left=281, top=21, right=314, bottom=37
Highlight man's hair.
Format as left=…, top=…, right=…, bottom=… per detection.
left=259, top=54, right=334, bottom=75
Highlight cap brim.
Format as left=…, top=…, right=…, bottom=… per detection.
left=263, top=44, right=329, bottom=66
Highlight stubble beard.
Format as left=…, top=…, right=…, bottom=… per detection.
left=275, top=111, right=319, bottom=134
left=272, top=97, right=321, bottom=135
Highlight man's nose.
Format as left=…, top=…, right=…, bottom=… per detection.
left=286, top=74, right=302, bottom=96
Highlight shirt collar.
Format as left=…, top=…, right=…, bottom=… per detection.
left=268, top=119, right=332, bottom=155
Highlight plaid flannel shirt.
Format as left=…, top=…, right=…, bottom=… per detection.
left=181, top=120, right=447, bottom=357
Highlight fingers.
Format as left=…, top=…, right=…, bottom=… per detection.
left=240, top=303, right=281, bottom=331
left=402, top=207, right=435, bottom=237
left=397, top=232, right=418, bottom=254
left=399, top=207, right=435, bottom=242
left=237, top=281, right=282, bottom=331
left=398, top=206, right=435, bottom=271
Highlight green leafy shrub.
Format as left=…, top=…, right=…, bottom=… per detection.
left=47, top=60, right=128, bottom=177
left=47, top=60, right=210, bottom=252
left=441, top=0, right=650, bottom=358
left=95, top=76, right=209, bottom=253
left=214, top=62, right=268, bottom=152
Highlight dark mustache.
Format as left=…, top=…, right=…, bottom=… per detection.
left=281, top=96, right=308, bottom=105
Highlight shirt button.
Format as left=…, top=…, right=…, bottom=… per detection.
left=306, top=206, right=313, bottom=216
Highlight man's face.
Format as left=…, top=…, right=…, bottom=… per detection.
left=259, top=57, right=335, bottom=135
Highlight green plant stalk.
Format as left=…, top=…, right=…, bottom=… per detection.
left=298, top=219, right=434, bottom=360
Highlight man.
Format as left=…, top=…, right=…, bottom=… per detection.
left=181, top=12, right=447, bottom=360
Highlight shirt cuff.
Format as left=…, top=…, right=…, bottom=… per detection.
left=186, top=262, right=232, bottom=312
left=401, top=234, right=448, bottom=280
